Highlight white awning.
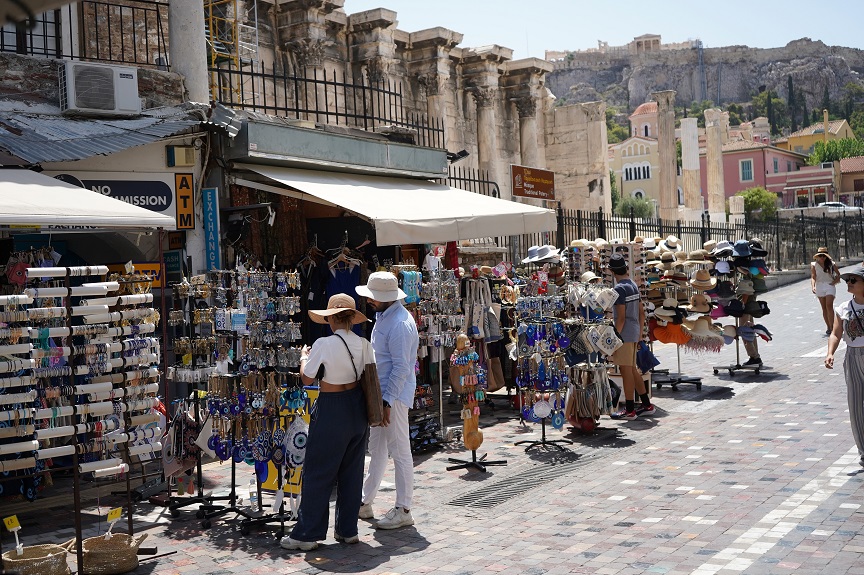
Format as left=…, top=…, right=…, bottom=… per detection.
left=235, top=164, right=556, bottom=246
left=0, top=170, right=176, bottom=230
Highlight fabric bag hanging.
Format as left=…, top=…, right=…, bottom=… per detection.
left=335, top=334, right=383, bottom=426
left=635, top=341, right=661, bottom=374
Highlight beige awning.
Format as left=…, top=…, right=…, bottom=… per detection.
left=234, top=164, right=555, bottom=246
left=0, top=169, right=176, bottom=229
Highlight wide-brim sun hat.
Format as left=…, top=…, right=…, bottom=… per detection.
left=732, top=239, right=752, bottom=258
left=309, top=293, right=368, bottom=324
left=356, top=271, right=407, bottom=302
left=703, top=239, right=717, bottom=252
left=580, top=271, right=600, bottom=283
left=690, top=269, right=717, bottom=291
left=660, top=235, right=681, bottom=252
left=813, top=246, right=831, bottom=260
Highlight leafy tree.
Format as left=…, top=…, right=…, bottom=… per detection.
left=736, top=186, right=778, bottom=221
left=788, top=76, right=797, bottom=132
left=850, top=110, right=864, bottom=140
left=753, top=90, right=788, bottom=134
left=683, top=100, right=715, bottom=128
left=725, top=103, right=745, bottom=126
left=807, top=138, right=864, bottom=165
left=606, top=106, right=629, bottom=144
left=610, top=170, right=620, bottom=212
left=615, top=196, right=654, bottom=218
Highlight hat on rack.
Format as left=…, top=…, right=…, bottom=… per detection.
left=714, top=280, right=736, bottom=299
left=611, top=238, right=627, bottom=245
left=654, top=297, right=681, bottom=318
left=673, top=251, right=689, bottom=267
left=548, top=265, right=566, bottom=287
left=725, top=299, right=745, bottom=317
left=750, top=259, right=770, bottom=276
left=749, top=238, right=768, bottom=257
left=689, top=269, right=717, bottom=291
left=711, top=240, right=734, bottom=258
left=703, top=239, right=718, bottom=252
left=660, top=235, right=681, bottom=252
left=752, top=276, right=768, bottom=293
left=632, top=235, right=645, bottom=243
left=653, top=323, right=691, bottom=345
left=643, top=237, right=657, bottom=249
left=737, top=325, right=756, bottom=342
left=736, top=279, right=755, bottom=295
left=571, top=238, right=591, bottom=249
left=538, top=244, right=562, bottom=263
left=521, top=245, right=540, bottom=263
left=685, top=293, right=715, bottom=313
left=732, top=239, right=752, bottom=258
left=752, top=324, right=773, bottom=341
left=683, top=316, right=725, bottom=352
left=607, top=253, right=628, bottom=275
left=714, top=260, right=732, bottom=275
left=721, top=324, right=737, bottom=344
left=580, top=270, right=601, bottom=283
left=684, top=249, right=712, bottom=266
left=356, top=271, right=407, bottom=303
left=309, top=293, right=369, bottom=324
left=710, top=302, right=729, bottom=319
left=743, top=298, right=770, bottom=318
left=660, top=251, right=676, bottom=270
left=594, top=238, right=609, bottom=250
left=662, top=269, right=688, bottom=285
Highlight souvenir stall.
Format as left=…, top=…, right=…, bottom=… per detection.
left=0, top=169, right=173, bottom=574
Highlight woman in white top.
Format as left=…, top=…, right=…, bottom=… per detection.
left=281, top=294, right=375, bottom=551
left=826, top=265, right=864, bottom=467
left=811, top=247, right=841, bottom=335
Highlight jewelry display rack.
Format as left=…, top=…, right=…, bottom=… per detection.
left=0, top=265, right=163, bottom=571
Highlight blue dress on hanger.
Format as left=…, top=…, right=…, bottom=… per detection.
left=326, top=263, right=363, bottom=336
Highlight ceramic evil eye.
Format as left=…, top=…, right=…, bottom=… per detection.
left=558, top=336, right=571, bottom=349
left=237, top=393, right=247, bottom=409
left=208, top=434, right=220, bottom=451
left=521, top=405, right=531, bottom=420
left=551, top=411, right=565, bottom=430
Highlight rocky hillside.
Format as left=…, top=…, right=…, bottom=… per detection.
left=547, top=38, right=864, bottom=112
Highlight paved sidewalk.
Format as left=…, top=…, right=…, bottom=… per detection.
left=9, top=273, right=864, bottom=575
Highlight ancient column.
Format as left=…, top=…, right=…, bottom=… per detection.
left=680, top=117, right=701, bottom=210
left=471, top=87, right=500, bottom=185
left=515, top=96, right=538, bottom=167
left=652, top=90, right=677, bottom=220
left=704, top=108, right=727, bottom=218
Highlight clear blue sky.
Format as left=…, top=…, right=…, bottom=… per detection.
left=343, top=0, right=863, bottom=59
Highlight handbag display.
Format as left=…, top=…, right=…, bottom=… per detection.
left=335, top=334, right=384, bottom=427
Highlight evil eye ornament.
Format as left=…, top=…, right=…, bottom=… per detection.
left=533, top=399, right=552, bottom=419
left=551, top=411, right=565, bottom=430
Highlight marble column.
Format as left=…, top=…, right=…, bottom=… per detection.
left=704, top=108, right=727, bottom=217
left=652, top=90, right=677, bottom=220
left=514, top=96, right=538, bottom=167
left=471, top=87, right=500, bottom=192
left=680, top=117, right=701, bottom=210
left=288, top=38, right=329, bottom=122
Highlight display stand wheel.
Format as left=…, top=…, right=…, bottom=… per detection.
left=201, top=519, right=211, bottom=529
left=170, top=508, right=180, bottom=518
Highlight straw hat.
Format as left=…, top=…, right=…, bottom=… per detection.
left=689, top=269, right=718, bottom=291
left=703, top=239, right=717, bottom=252
left=571, top=239, right=591, bottom=248
left=356, top=271, right=407, bottom=302
left=580, top=271, right=601, bottom=283
left=685, top=293, right=714, bottom=313
left=594, top=238, right=609, bottom=249
left=632, top=235, right=645, bottom=243
left=654, top=297, right=680, bottom=318
left=659, top=252, right=676, bottom=270
left=660, top=235, right=681, bottom=252
left=813, top=246, right=831, bottom=260
left=684, top=250, right=710, bottom=265
left=309, top=293, right=368, bottom=324
left=643, top=237, right=657, bottom=249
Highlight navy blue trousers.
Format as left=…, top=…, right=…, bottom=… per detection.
left=290, top=386, right=369, bottom=541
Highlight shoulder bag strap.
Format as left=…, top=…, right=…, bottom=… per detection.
left=334, top=333, right=360, bottom=382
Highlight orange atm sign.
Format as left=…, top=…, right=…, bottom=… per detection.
left=511, top=164, right=555, bottom=201
left=175, top=173, right=194, bottom=229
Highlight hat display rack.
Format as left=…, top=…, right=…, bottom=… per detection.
left=512, top=273, right=574, bottom=451
left=417, top=268, right=463, bottom=454
left=709, top=239, right=774, bottom=377
left=397, top=264, right=444, bottom=454
left=0, top=265, right=164, bottom=571
left=644, top=243, right=705, bottom=391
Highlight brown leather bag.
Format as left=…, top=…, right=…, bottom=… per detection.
left=335, top=334, right=383, bottom=427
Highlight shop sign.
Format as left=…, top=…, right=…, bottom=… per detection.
left=175, top=174, right=195, bottom=229
left=167, top=231, right=185, bottom=250
left=511, top=164, right=555, bottom=201
left=47, top=172, right=175, bottom=214
left=202, top=187, right=220, bottom=270
left=164, top=250, right=183, bottom=285
left=106, top=262, right=164, bottom=288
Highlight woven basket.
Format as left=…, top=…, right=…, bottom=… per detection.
left=80, top=533, right=147, bottom=575
left=1, top=540, right=73, bottom=575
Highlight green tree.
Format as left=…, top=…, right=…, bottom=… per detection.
left=850, top=110, right=864, bottom=140
left=725, top=103, right=745, bottom=126
left=610, top=170, right=620, bottom=212
left=606, top=106, right=629, bottom=144
left=683, top=100, right=715, bottom=128
left=736, top=186, right=778, bottom=221
left=822, top=85, right=832, bottom=115
left=753, top=90, right=789, bottom=134
left=807, top=138, right=864, bottom=165
left=615, top=196, right=654, bottom=218
left=788, top=76, right=797, bottom=132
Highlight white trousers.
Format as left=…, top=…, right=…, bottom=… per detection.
left=362, top=399, right=414, bottom=510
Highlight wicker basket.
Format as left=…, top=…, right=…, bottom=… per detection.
left=80, top=533, right=147, bottom=575
left=1, top=540, right=73, bottom=575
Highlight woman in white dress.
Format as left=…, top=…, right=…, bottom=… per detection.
left=811, top=247, right=841, bottom=335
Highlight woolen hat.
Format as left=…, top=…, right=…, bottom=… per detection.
left=356, top=271, right=407, bottom=302
left=309, top=293, right=369, bottom=324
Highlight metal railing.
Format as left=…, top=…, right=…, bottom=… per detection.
left=209, top=61, right=445, bottom=149
left=0, top=1, right=169, bottom=69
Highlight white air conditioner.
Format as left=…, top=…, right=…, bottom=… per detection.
left=59, top=61, right=141, bottom=117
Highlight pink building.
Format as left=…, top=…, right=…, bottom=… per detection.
left=698, top=140, right=807, bottom=207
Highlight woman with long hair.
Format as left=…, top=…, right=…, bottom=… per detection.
left=812, top=247, right=841, bottom=335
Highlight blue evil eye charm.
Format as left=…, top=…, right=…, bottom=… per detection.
left=558, top=336, right=570, bottom=349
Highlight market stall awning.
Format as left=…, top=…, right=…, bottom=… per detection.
left=234, top=164, right=556, bottom=246
left=0, top=169, right=176, bottom=229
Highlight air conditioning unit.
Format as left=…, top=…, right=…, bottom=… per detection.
left=59, top=61, right=141, bottom=117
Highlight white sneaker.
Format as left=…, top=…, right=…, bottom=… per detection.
left=279, top=536, right=318, bottom=551
left=334, top=532, right=360, bottom=544
left=358, top=503, right=374, bottom=519
left=375, top=506, right=414, bottom=530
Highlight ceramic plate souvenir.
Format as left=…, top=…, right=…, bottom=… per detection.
left=533, top=399, right=552, bottom=419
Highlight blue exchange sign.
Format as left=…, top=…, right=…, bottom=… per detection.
left=202, top=187, right=221, bottom=270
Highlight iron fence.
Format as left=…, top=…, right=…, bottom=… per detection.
left=0, top=1, right=169, bottom=69
left=209, top=61, right=445, bottom=150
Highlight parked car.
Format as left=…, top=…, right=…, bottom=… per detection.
left=818, top=202, right=862, bottom=213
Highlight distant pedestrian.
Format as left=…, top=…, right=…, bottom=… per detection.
left=812, top=247, right=841, bottom=335
left=826, top=265, right=864, bottom=467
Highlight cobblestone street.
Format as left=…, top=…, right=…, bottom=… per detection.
left=10, top=272, right=864, bottom=575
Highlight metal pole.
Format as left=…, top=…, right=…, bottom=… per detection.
left=775, top=212, right=782, bottom=271
left=800, top=211, right=807, bottom=267
left=556, top=201, right=565, bottom=250
left=844, top=210, right=850, bottom=260
left=822, top=213, right=829, bottom=249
